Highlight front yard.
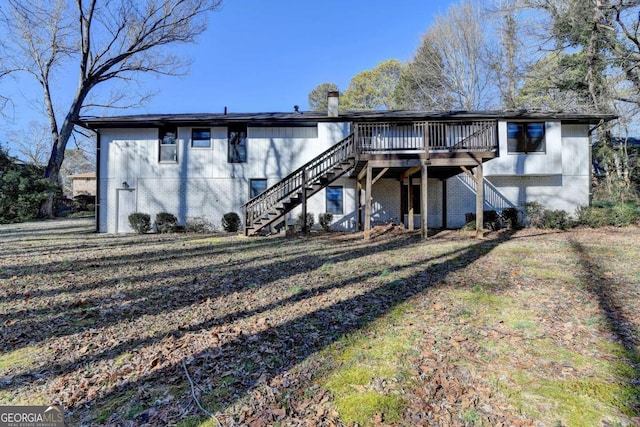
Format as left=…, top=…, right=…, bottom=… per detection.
left=0, top=218, right=638, bottom=426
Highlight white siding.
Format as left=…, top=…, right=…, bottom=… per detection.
left=97, top=119, right=593, bottom=233
left=485, top=121, right=563, bottom=176
left=443, top=122, right=592, bottom=227
left=98, top=123, right=349, bottom=233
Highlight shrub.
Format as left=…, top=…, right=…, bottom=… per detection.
left=464, top=210, right=500, bottom=230
left=523, top=202, right=545, bottom=227
left=222, top=212, right=241, bottom=232
left=296, top=212, right=314, bottom=232
left=318, top=213, right=333, bottom=231
left=72, top=194, right=95, bottom=212
left=156, top=212, right=178, bottom=233
left=185, top=216, right=215, bottom=233
left=128, top=212, right=151, bottom=234
left=609, top=203, right=640, bottom=227
left=0, top=147, right=59, bottom=224
left=501, top=207, right=521, bottom=229
left=575, top=206, right=608, bottom=228
left=575, top=202, right=640, bottom=228
left=523, top=202, right=572, bottom=229
left=539, top=209, right=570, bottom=229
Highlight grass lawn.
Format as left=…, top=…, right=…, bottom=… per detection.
left=0, top=218, right=638, bottom=426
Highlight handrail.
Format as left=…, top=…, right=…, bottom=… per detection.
left=243, top=133, right=356, bottom=232
left=356, top=120, right=497, bottom=153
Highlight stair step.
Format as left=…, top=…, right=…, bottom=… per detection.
left=243, top=133, right=356, bottom=235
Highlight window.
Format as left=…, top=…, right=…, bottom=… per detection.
left=250, top=179, right=267, bottom=198
left=191, top=128, right=211, bottom=148
left=507, top=122, right=546, bottom=153
left=228, top=125, right=247, bottom=163
left=326, top=186, right=343, bottom=215
left=159, top=125, right=178, bottom=162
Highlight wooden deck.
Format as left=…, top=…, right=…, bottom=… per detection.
left=354, top=120, right=497, bottom=158
left=244, top=120, right=498, bottom=237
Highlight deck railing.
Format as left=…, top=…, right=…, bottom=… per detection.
left=355, top=120, right=497, bottom=154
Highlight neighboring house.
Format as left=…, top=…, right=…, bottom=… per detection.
left=77, top=93, right=615, bottom=235
left=70, top=172, right=97, bottom=197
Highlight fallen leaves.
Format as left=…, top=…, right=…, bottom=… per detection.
left=0, top=220, right=639, bottom=426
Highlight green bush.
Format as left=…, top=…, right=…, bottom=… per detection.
left=185, top=216, right=215, bottom=233
left=524, top=202, right=570, bottom=229
left=575, top=206, right=608, bottom=228
left=501, top=207, right=521, bottom=229
left=539, top=209, right=570, bottom=229
left=222, top=212, right=241, bottom=232
left=318, top=213, right=333, bottom=231
left=609, top=203, right=640, bottom=227
left=464, top=210, right=500, bottom=230
left=156, top=212, right=178, bottom=233
left=523, top=202, right=545, bottom=227
left=296, top=212, right=314, bottom=232
left=576, top=202, right=640, bottom=228
left=128, top=212, right=151, bottom=234
left=0, top=147, right=58, bottom=224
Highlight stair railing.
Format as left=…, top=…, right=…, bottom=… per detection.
left=243, top=133, right=356, bottom=234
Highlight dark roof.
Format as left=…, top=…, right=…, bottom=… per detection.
left=76, top=109, right=617, bottom=129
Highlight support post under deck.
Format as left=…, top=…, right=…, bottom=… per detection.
left=364, top=163, right=372, bottom=239
left=301, top=169, right=308, bottom=234
left=475, top=163, right=484, bottom=239
left=408, top=176, right=414, bottom=230
left=421, top=162, right=429, bottom=239
left=356, top=180, right=362, bottom=231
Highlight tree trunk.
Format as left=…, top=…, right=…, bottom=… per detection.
left=38, top=92, right=88, bottom=218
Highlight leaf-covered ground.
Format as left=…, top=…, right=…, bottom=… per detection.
left=0, top=218, right=638, bottom=426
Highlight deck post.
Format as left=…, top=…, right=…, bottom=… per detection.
left=301, top=169, right=308, bottom=234
left=442, top=179, right=447, bottom=229
left=356, top=180, right=362, bottom=231
left=421, top=162, right=429, bottom=239
left=364, top=163, right=372, bottom=239
left=408, top=176, right=414, bottom=230
left=475, top=162, right=484, bottom=238
left=243, top=205, right=249, bottom=236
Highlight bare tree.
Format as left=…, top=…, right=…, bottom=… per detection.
left=0, top=0, right=223, bottom=217
left=0, top=37, right=16, bottom=116
left=485, top=0, right=534, bottom=109
left=7, top=122, right=52, bottom=167
left=407, top=1, right=498, bottom=110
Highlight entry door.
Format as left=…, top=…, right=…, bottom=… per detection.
left=116, top=189, right=136, bottom=233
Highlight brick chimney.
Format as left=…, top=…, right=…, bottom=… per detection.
left=327, top=91, right=339, bottom=117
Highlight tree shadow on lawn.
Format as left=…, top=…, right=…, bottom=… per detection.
left=0, top=232, right=479, bottom=397
left=0, top=232, right=425, bottom=355
left=569, top=238, right=640, bottom=415
left=0, top=218, right=96, bottom=241
left=60, top=230, right=520, bottom=425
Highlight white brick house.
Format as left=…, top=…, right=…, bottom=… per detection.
left=77, top=98, right=614, bottom=235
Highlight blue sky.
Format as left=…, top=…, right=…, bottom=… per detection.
left=0, top=0, right=457, bottom=152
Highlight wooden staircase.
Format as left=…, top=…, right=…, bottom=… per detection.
left=243, top=133, right=356, bottom=236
